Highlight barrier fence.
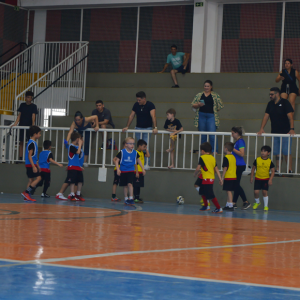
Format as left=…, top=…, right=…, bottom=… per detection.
left=0, top=126, right=298, bottom=175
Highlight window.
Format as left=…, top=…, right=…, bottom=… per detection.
left=44, top=108, right=66, bottom=127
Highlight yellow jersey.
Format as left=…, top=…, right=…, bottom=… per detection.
left=137, top=150, right=145, bottom=173
left=254, top=157, right=275, bottom=180
left=223, top=154, right=237, bottom=180
left=199, top=154, right=216, bottom=184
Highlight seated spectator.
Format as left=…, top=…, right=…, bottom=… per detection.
left=91, top=100, right=115, bottom=129
left=158, top=44, right=190, bottom=88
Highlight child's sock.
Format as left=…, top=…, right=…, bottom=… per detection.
left=211, top=197, right=221, bottom=209
left=125, top=197, right=128, bottom=200
left=202, top=195, right=208, bottom=206
left=76, top=191, right=81, bottom=196
left=228, top=202, right=233, bottom=208
left=129, top=196, right=133, bottom=200
left=112, top=194, right=116, bottom=198
left=255, top=198, right=260, bottom=203
left=226, top=202, right=229, bottom=207
left=263, top=196, right=268, bottom=207
left=26, top=186, right=35, bottom=194
left=195, top=187, right=200, bottom=192
left=70, top=192, right=75, bottom=196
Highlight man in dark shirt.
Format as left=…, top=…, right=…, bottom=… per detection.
left=11, top=91, right=38, bottom=162
left=257, top=87, right=295, bottom=173
left=122, top=91, right=158, bottom=169
left=91, top=100, right=115, bottom=129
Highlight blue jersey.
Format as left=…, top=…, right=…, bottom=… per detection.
left=68, top=144, right=81, bottom=170
left=39, top=150, right=52, bottom=172
left=79, top=149, right=84, bottom=167
left=25, top=139, right=38, bottom=167
left=233, top=138, right=246, bottom=166
left=117, top=149, right=139, bottom=172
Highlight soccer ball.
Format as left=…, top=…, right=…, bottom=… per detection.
left=176, top=196, right=184, bottom=205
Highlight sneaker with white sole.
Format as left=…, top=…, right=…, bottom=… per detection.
left=212, top=208, right=223, bottom=213
left=55, top=193, right=67, bottom=200
left=41, top=193, right=50, bottom=198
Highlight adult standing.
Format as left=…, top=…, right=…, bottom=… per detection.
left=66, top=111, right=99, bottom=167
left=257, top=87, right=295, bottom=173
left=11, top=91, right=38, bottom=162
left=91, top=100, right=115, bottom=148
left=191, top=80, right=224, bottom=154
left=231, top=126, right=251, bottom=210
left=158, top=44, right=190, bottom=88
left=122, top=91, right=158, bottom=169
left=276, top=59, right=300, bottom=112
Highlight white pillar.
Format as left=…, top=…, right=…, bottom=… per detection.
left=33, top=10, right=47, bottom=73
left=191, top=0, right=206, bottom=73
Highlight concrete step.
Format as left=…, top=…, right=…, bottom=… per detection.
left=85, top=87, right=273, bottom=104
left=87, top=73, right=279, bottom=89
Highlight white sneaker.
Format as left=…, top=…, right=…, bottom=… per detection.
left=83, top=163, right=88, bottom=168
left=144, top=165, right=150, bottom=170
left=55, top=193, right=67, bottom=200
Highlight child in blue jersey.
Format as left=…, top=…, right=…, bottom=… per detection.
left=114, top=137, right=146, bottom=205
left=64, top=132, right=85, bottom=201
left=37, top=140, right=63, bottom=198
left=21, top=126, right=42, bottom=202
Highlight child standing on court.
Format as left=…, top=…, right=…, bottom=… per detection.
left=134, top=139, right=150, bottom=204
left=194, top=142, right=223, bottom=213
left=115, top=137, right=146, bottom=205
left=221, top=142, right=237, bottom=211
left=64, top=132, right=85, bottom=201
left=164, top=108, right=183, bottom=169
left=250, top=145, right=275, bottom=211
left=21, top=125, right=42, bottom=202
left=38, top=140, right=63, bottom=198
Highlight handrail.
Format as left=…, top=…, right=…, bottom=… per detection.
left=0, top=42, right=27, bottom=66
left=15, top=42, right=89, bottom=101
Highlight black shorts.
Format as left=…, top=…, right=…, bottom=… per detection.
left=65, top=170, right=83, bottom=184
left=113, top=170, right=120, bottom=185
left=38, top=171, right=51, bottom=186
left=199, top=184, right=215, bottom=199
left=254, top=179, right=269, bottom=191
left=194, top=178, right=202, bottom=187
left=26, top=167, right=41, bottom=179
left=223, top=180, right=237, bottom=191
left=119, top=172, right=135, bottom=187
left=134, top=174, right=144, bottom=188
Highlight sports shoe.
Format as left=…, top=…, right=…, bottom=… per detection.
left=200, top=199, right=210, bottom=206
left=199, top=206, right=210, bottom=211
left=134, top=199, right=144, bottom=204
left=171, top=85, right=179, bottom=88
left=242, top=202, right=251, bottom=210
left=226, top=207, right=234, bottom=211
left=55, top=193, right=68, bottom=200
left=223, top=206, right=229, bottom=210
left=233, top=203, right=237, bottom=209
left=21, top=191, right=36, bottom=202
left=70, top=195, right=77, bottom=201
left=83, top=163, right=88, bottom=168
left=76, top=195, right=85, bottom=201
left=111, top=197, right=121, bottom=202
left=253, top=202, right=261, bottom=210
left=68, top=194, right=71, bottom=200
left=125, top=199, right=134, bottom=206
left=264, top=206, right=269, bottom=211
left=41, top=193, right=50, bottom=198
left=144, top=165, right=150, bottom=171
left=212, top=208, right=223, bottom=213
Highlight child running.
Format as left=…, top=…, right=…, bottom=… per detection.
left=38, top=140, right=63, bottom=198
left=134, top=139, right=150, bottom=204
left=164, top=108, right=183, bottom=169
left=194, top=142, right=223, bottom=213
left=231, top=126, right=251, bottom=209
left=115, top=137, right=146, bottom=205
left=221, top=142, right=237, bottom=211
left=250, top=145, right=275, bottom=211
left=21, top=125, right=42, bottom=202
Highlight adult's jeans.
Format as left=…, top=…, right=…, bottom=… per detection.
left=135, top=127, right=152, bottom=166
left=233, top=165, right=247, bottom=203
left=198, top=111, right=218, bottom=153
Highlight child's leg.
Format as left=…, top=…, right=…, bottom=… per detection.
left=32, top=176, right=42, bottom=188
left=227, top=191, right=233, bottom=203
left=128, top=183, right=134, bottom=199
left=76, top=182, right=82, bottom=194
left=74, top=185, right=78, bottom=194
left=262, top=190, right=268, bottom=207
left=27, top=178, right=33, bottom=189
left=59, top=183, right=69, bottom=194
left=70, top=183, right=75, bottom=194
left=166, top=139, right=174, bottom=152
left=210, top=197, right=221, bottom=209
left=112, top=184, right=117, bottom=195
left=254, top=190, right=260, bottom=203
left=134, top=185, right=140, bottom=199
left=124, top=186, right=128, bottom=199
left=170, top=148, right=175, bottom=168
left=43, top=180, right=50, bottom=194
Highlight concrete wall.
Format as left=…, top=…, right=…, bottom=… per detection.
left=2, top=163, right=300, bottom=211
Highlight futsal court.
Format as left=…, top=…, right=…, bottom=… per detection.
left=0, top=194, right=300, bottom=299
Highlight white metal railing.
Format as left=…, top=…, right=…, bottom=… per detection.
left=1, top=126, right=299, bottom=176
left=0, top=42, right=88, bottom=115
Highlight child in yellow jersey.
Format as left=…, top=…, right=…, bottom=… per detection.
left=250, top=145, right=275, bottom=211
left=134, top=139, right=150, bottom=204
left=194, top=142, right=223, bottom=213
left=111, top=140, right=126, bottom=201
left=221, top=142, right=237, bottom=211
